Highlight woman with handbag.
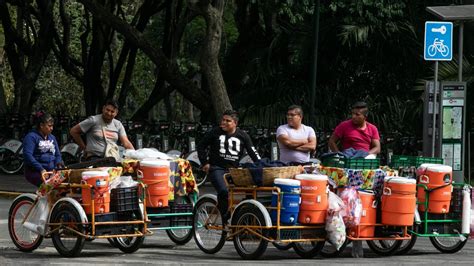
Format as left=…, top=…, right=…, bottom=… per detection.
left=23, top=112, right=64, bottom=187
left=69, top=99, right=134, bottom=161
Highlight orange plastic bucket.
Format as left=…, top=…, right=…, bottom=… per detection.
left=139, top=160, right=170, bottom=207
left=381, top=177, right=417, bottom=226
left=417, top=165, right=452, bottom=213
left=81, top=171, right=110, bottom=214
left=295, top=174, right=328, bottom=224
left=351, top=191, right=377, bottom=237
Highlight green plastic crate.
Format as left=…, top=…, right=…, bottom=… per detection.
left=321, top=156, right=345, bottom=168
left=343, top=158, right=380, bottom=169
left=390, top=155, right=416, bottom=168
left=414, top=156, right=443, bottom=167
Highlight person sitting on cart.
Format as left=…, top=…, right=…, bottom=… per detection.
left=23, top=111, right=64, bottom=187
left=328, top=101, right=381, bottom=157
left=276, top=105, right=316, bottom=165
left=197, top=110, right=261, bottom=222
left=70, top=99, right=134, bottom=161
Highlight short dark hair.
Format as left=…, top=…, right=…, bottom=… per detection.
left=288, top=105, right=303, bottom=117
left=104, top=99, right=119, bottom=109
left=222, top=110, right=239, bottom=122
left=352, top=101, right=369, bottom=116
left=33, top=111, right=54, bottom=128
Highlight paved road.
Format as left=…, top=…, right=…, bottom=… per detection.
left=0, top=174, right=473, bottom=264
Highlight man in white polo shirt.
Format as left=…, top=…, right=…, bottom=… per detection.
left=276, top=105, right=317, bottom=164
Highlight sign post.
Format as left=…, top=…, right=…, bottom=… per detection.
left=424, top=21, right=453, bottom=157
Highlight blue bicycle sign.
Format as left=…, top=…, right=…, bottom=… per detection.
left=424, top=21, right=453, bottom=61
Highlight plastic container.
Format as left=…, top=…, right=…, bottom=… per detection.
left=139, top=160, right=170, bottom=207
left=351, top=191, right=376, bottom=237
left=81, top=171, right=110, bottom=214
left=343, top=158, right=380, bottom=169
left=381, top=177, right=417, bottom=226
left=110, top=186, right=139, bottom=212
left=270, top=178, right=301, bottom=225
left=417, top=165, right=452, bottom=213
left=295, top=174, right=328, bottom=224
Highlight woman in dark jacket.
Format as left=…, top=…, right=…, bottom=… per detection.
left=23, top=112, right=64, bottom=187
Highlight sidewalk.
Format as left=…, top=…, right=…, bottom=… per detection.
left=0, top=173, right=37, bottom=196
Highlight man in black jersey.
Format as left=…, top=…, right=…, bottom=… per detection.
left=197, top=110, right=261, bottom=222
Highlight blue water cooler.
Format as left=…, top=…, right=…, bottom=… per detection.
left=270, top=178, right=301, bottom=225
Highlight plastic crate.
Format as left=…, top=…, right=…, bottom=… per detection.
left=414, top=157, right=443, bottom=167
left=110, top=186, right=139, bottom=212
left=170, top=203, right=193, bottom=227
left=343, top=158, right=380, bottom=169
left=390, top=155, right=415, bottom=168
left=321, top=156, right=345, bottom=168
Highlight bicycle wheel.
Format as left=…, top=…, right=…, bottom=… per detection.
left=8, top=195, right=44, bottom=252
left=428, top=45, right=437, bottom=57
left=166, top=196, right=194, bottom=245
left=441, top=46, right=449, bottom=57
left=395, top=235, right=417, bottom=255
left=190, top=161, right=207, bottom=187
left=193, top=197, right=226, bottom=254
left=232, top=203, right=269, bottom=260
left=113, top=209, right=145, bottom=253
left=320, top=239, right=350, bottom=258
left=272, top=242, right=293, bottom=250
left=429, top=236, right=467, bottom=253
left=0, top=149, right=24, bottom=174
left=293, top=241, right=325, bottom=259
left=50, top=202, right=86, bottom=257
left=366, top=239, right=402, bottom=256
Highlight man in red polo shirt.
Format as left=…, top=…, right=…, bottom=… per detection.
left=328, top=101, right=381, bottom=155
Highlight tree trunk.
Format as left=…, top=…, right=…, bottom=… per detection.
left=196, top=0, right=232, bottom=120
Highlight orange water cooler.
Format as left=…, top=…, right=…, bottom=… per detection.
left=139, top=160, right=171, bottom=207
left=417, top=165, right=452, bottom=213
left=81, top=171, right=110, bottom=214
left=381, top=177, right=417, bottom=226
left=295, top=174, right=328, bottom=224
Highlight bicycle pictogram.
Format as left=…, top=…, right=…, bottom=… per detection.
left=427, top=38, right=449, bottom=57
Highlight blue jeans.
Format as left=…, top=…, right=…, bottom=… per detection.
left=208, top=166, right=229, bottom=217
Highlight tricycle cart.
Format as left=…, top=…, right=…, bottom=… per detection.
left=8, top=171, right=149, bottom=257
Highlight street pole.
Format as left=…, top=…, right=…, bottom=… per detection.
left=458, top=21, right=464, bottom=81
left=431, top=61, right=439, bottom=157
left=309, top=0, right=320, bottom=125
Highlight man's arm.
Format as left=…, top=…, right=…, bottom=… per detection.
left=70, top=124, right=86, bottom=151
left=120, top=135, right=135, bottom=150
left=277, top=134, right=307, bottom=149
left=295, top=136, right=316, bottom=152
left=369, top=139, right=381, bottom=155
left=243, top=133, right=261, bottom=162
left=328, top=133, right=340, bottom=152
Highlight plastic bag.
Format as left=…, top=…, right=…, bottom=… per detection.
left=23, top=196, right=50, bottom=235
left=325, top=191, right=346, bottom=250
left=110, top=175, right=139, bottom=189
left=339, top=187, right=362, bottom=228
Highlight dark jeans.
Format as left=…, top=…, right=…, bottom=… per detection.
left=208, top=166, right=229, bottom=217
left=24, top=167, right=43, bottom=187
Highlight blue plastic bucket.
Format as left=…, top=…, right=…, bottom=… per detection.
left=270, top=178, right=301, bottom=225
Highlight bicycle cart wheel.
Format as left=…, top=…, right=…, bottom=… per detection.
left=193, top=197, right=226, bottom=254
left=366, top=239, right=402, bottom=256
left=8, top=195, right=44, bottom=252
left=190, top=161, right=207, bottom=187
left=395, top=235, right=417, bottom=255
left=232, top=203, right=268, bottom=260
left=272, top=242, right=293, bottom=250
left=166, top=196, right=194, bottom=245
left=50, top=202, right=86, bottom=257
left=293, top=241, right=325, bottom=259
left=0, top=149, right=23, bottom=174
left=320, top=239, right=350, bottom=258
left=429, top=236, right=467, bottom=253
left=113, top=210, right=145, bottom=253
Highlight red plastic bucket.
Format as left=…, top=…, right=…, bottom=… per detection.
left=381, top=177, right=416, bottom=226
left=417, top=165, right=452, bottom=213
left=81, top=171, right=110, bottom=214
left=139, top=160, right=170, bottom=207
left=295, top=174, right=328, bottom=224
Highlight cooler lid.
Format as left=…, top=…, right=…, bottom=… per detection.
left=274, top=178, right=300, bottom=186
left=295, top=174, right=328, bottom=181
left=140, top=159, right=170, bottom=167
left=82, top=171, right=109, bottom=179
left=417, top=163, right=442, bottom=170
left=384, top=176, right=416, bottom=184
left=426, top=165, right=452, bottom=173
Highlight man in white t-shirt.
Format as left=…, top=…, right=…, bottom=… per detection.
left=276, top=105, right=317, bottom=164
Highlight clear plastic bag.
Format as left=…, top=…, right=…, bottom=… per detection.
left=325, top=191, right=346, bottom=250
left=23, top=196, right=50, bottom=235
left=339, top=187, right=362, bottom=228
